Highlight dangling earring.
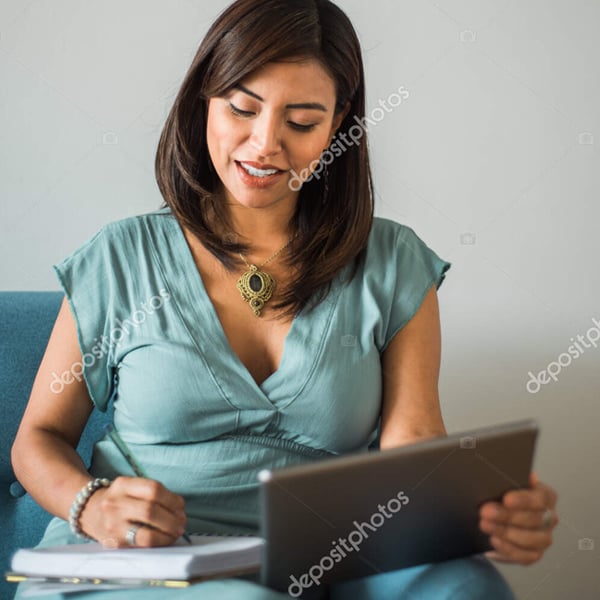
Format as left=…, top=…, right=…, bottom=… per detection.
left=321, top=163, right=330, bottom=204
left=321, top=138, right=335, bottom=204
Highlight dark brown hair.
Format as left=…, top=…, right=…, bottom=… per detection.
left=155, top=0, right=374, bottom=319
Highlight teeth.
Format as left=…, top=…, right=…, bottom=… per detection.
left=240, top=162, right=279, bottom=178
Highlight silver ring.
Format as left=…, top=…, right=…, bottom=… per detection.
left=125, top=525, right=140, bottom=547
left=541, top=508, right=554, bottom=530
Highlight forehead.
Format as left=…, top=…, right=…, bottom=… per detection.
left=235, top=60, right=337, bottom=105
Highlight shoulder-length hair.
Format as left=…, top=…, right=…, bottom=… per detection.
left=155, top=0, right=374, bottom=319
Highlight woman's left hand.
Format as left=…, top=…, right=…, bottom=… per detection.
left=479, top=471, right=558, bottom=565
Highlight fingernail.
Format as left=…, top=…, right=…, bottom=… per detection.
left=479, top=520, right=490, bottom=530
left=486, top=507, right=499, bottom=519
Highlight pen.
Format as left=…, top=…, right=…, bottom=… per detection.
left=103, top=423, right=192, bottom=544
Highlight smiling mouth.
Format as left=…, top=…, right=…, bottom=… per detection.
left=237, top=161, right=286, bottom=178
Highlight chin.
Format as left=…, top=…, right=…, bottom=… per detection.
left=239, top=195, right=287, bottom=210
left=228, top=185, right=292, bottom=208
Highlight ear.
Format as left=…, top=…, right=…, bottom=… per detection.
left=328, top=101, right=351, bottom=144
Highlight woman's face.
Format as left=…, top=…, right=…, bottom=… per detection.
left=206, top=59, right=346, bottom=211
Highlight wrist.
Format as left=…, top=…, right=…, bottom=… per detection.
left=68, top=478, right=111, bottom=541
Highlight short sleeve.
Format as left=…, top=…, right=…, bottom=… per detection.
left=53, top=227, right=116, bottom=412
left=381, top=225, right=451, bottom=352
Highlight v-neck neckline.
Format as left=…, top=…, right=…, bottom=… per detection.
left=147, top=209, right=332, bottom=406
left=176, top=214, right=297, bottom=391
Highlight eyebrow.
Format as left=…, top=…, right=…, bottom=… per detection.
left=233, top=84, right=328, bottom=112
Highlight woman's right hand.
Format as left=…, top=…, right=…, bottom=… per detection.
left=79, top=476, right=188, bottom=548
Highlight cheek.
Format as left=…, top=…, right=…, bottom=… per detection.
left=294, top=133, right=329, bottom=160
left=205, top=106, right=219, bottom=157
left=206, top=107, right=239, bottom=159
left=291, top=135, right=331, bottom=169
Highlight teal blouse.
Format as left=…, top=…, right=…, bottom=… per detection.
left=50, top=207, right=451, bottom=538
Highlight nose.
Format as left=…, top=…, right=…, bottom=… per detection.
left=249, top=113, right=283, bottom=158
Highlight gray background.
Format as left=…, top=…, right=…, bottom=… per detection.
left=1, top=1, right=598, bottom=597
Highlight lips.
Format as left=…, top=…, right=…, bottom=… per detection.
left=236, top=161, right=288, bottom=179
left=240, top=161, right=286, bottom=171
left=234, top=161, right=287, bottom=189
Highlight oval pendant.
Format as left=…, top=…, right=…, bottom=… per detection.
left=237, top=265, right=275, bottom=317
left=249, top=274, right=263, bottom=293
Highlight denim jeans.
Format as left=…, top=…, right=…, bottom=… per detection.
left=327, top=555, right=516, bottom=600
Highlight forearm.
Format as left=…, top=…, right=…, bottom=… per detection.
left=379, top=424, right=447, bottom=450
left=11, top=428, right=94, bottom=521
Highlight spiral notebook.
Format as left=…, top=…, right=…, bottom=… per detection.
left=9, top=534, right=263, bottom=593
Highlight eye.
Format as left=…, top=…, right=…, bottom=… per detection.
left=229, top=102, right=317, bottom=132
left=228, top=103, right=254, bottom=118
left=288, top=122, right=317, bottom=133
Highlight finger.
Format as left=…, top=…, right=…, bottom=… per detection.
left=538, top=481, right=558, bottom=508
left=95, top=492, right=186, bottom=543
left=528, top=473, right=558, bottom=508
left=481, top=520, right=553, bottom=551
left=484, top=550, right=518, bottom=564
left=121, top=497, right=186, bottom=539
left=501, top=487, right=549, bottom=511
left=98, top=523, right=179, bottom=549
left=479, top=501, right=503, bottom=520
left=480, top=507, right=558, bottom=530
left=126, top=523, right=180, bottom=549
left=505, top=479, right=558, bottom=511
left=489, top=535, right=544, bottom=566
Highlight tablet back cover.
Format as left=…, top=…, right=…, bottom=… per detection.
left=259, top=419, right=538, bottom=595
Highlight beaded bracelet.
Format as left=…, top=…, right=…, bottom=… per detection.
left=68, top=478, right=111, bottom=540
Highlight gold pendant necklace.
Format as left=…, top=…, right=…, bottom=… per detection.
left=236, top=237, right=295, bottom=317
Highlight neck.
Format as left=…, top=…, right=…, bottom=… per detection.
left=221, top=196, right=298, bottom=259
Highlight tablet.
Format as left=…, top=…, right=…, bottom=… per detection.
left=258, top=418, right=538, bottom=596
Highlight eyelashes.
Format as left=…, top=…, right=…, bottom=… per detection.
left=228, top=103, right=253, bottom=118
left=228, top=103, right=317, bottom=132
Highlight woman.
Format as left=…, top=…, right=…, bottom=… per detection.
left=11, top=0, right=558, bottom=598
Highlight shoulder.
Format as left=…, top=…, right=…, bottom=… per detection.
left=98, top=206, right=173, bottom=244
left=366, top=216, right=428, bottom=261
left=56, top=207, right=174, bottom=273
left=359, top=216, right=451, bottom=292
left=370, top=216, right=404, bottom=234
left=356, top=218, right=451, bottom=353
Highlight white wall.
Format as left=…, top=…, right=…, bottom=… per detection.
left=1, top=1, right=598, bottom=597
